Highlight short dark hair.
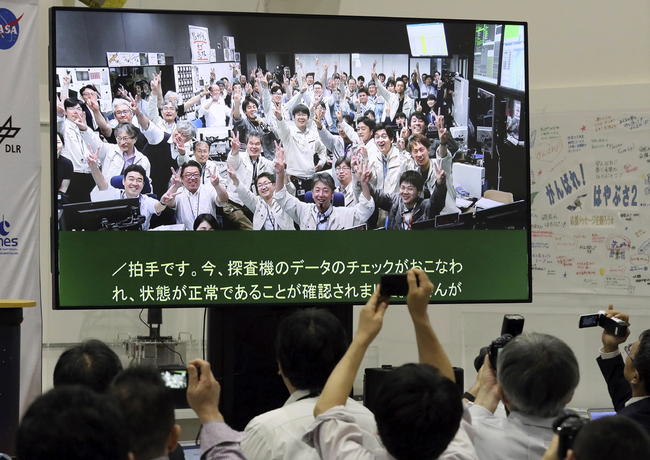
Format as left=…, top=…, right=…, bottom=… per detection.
left=410, top=111, right=427, bottom=125
left=408, top=133, right=431, bottom=152
left=374, top=364, right=463, bottom=460
left=292, top=104, right=310, bottom=116
left=335, top=156, right=351, bottom=168
left=124, top=163, right=146, bottom=180
left=64, top=97, right=82, bottom=110
left=257, top=171, right=276, bottom=185
left=111, top=365, right=176, bottom=460
left=312, top=172, right=336, bottom=193
left=573, top=416, right=650, bottom=460
left=342, top=114, right=355, bottom=126
left=399, top=170, right=425, bottom=192
left=497, top=332, right=579, bottom=418
left=193, top=213, right=222, bottom=230
left=243, top=96, right=259, bottom=111
left=180, top=160, right=202, bottom=176
left=427, top=94, right=437, bottom=101
left=356, top=116, right=376, bottom=131
left=79, top=84, right=98, bottom=97
left=373, top=122, right=395, bottom=141
left=635, top=330, right=650, bottom=394
left=275, top=308, right=348, bottom=392
left=364, top=110, right=375, bottom=119
left=357, top=87, right=369, bottom=96
left=53, top=339, right=123, bottom=393
left=17, top=386, right=129, bottom=460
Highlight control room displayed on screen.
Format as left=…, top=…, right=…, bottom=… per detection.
left=50, top=8, right=531, bottom=309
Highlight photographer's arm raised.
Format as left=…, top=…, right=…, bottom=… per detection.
left=406, top=268, right=455, bottom=382
left=314, top=286, right=390, bottom=416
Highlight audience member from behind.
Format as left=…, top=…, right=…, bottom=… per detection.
left=468, top=332, right=580, bottom=460
left=241, top=307, right=382, bottom=460
left=186, top=358, right=247, bottom=459
left=541, top=415, right=650, bottom=460
left=305, top=269, right=477, bottom=460
left=16, top=385, right=130, bottom=460
left=53, top=339, right=123, bottom=393
left=596, top=305, right=650, bottom=433
left=110, top=366, right=181, bottom=460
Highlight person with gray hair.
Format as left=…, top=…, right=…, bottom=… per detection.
left=467, top=332, right=580, bottom=460
left=132, top=99, right=197, bottom=202
left=75, top=116, right=152, bottom=188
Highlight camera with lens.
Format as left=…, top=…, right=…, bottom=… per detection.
left=553, top=413, right=588, bottom=458
left=474, top=314, right=524, bottom=372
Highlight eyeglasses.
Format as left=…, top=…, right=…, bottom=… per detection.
left=183, top=173, right=201, bottom=179
left=335, top=166, right=351, bottom=171
left=162, top=106, right=177, bottom=111
left=624, top=343, right=635, bottom=364
left=116, top=136, right=134, bottom=142
left=115, top=110, right=132, bottom=116
left=257, top=181, right=273, bottom=188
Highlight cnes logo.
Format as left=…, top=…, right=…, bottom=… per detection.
left=0, top=215, right=18, bottom=247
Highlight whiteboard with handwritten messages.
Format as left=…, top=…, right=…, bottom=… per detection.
left=530, top=111, right=650, bottom=295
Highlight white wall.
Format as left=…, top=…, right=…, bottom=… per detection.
left=37, top=0, right=650, bottom=412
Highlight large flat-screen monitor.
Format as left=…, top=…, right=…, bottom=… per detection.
left=50, top=8, right=531, bottom=309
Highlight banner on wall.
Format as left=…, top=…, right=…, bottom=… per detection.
left=0, top=0, right=42, bottom=413
left=531, top=110, right=650, bottom=296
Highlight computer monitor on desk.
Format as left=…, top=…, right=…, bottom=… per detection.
left=61, top=198, right=142, bottom=231
left=474, top=200, right=527, bottom=230
left=453, top=163, right=485, bottom=198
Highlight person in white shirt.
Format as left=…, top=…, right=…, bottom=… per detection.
left=87, top=155, right=166, bottom=231
left=163, top=160, right=228, bottom=230
left=274, top=102, right=327, bottom=199
left=304, top=269, right=478, bottom=460
left=178, top=140, right=221, bottom=186
left=273, top=143, right=374, bottom=230
left=199, top=84, right=231, bottom=128
left=224, top=131, right=275, bottom=230
left=76, top=119, right=151, bottom=190
left=466, top=332, right=580, bottom=460
left=227, top=168, right=294, bottom=231
left=241, top=307, right=381, bottom=460
left=371, top=61, right=413, bottom=123
left=56, top=96, right=96, bottom=203
left=333, top=157, right=356, bottom=207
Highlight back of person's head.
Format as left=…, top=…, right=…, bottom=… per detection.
left=635, top=329, right=650, bottom=394
left=497, top=332, right=579, bottom=418
left=16, top=385, right=129, bottom=460
left=571, top=416, right=650, bottom=460
left=53, top=339, right=123, bottom=393
left=275, top=308, right=348, bottom=392
left=374, top=364, right=463, bottom=460
left=110, top=365, right=178, bottom=460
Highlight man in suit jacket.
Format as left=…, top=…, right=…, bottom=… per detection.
left=596, top=306, right=650, bottom=434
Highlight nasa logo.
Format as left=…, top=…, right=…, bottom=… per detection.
left=0, top=8, right=23, bottom=50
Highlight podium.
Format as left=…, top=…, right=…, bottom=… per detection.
left=0, top=300, right=36, bottom=456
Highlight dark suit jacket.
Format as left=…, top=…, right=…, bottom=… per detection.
left=597, top=354, right=650, bottom=434
left=369, top=181, right=446, bottom=230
